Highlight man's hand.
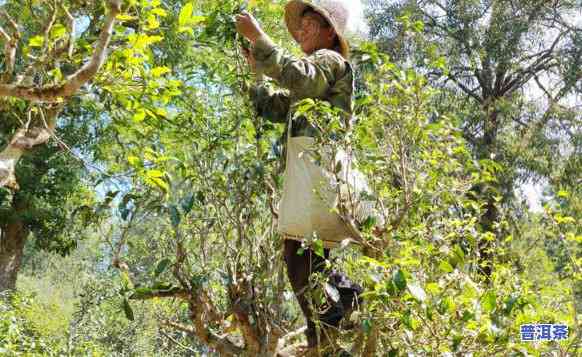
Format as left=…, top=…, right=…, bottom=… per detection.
left=235, top=11, right=263, bottom=44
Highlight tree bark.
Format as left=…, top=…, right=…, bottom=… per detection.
left=476, top=100, right=500, bottom=282
left=477, top=194, right=498, bottom=281
left=0, top=200, right=29, bottom=292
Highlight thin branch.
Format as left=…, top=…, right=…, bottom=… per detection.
left=0, top=10, right=19, bottom=34
left=504, top=58, right=558, bottom=95
left=0, top=0, right=122, bottom=102
left=533, top=73, right=553, bottom=99
left=59, top=3, right=75, bottom=58
left=130, top=288, right=190, bottom=300
left=162, top=320, right=196, bottom=335
left=447, top=75, right=483, bottom=103
left=159, top=329, right=198, bottom=354
left=502, top=29, right=569, bottom=94
left=41, top=3, right=58, bottom=57
left=0, top=11, right=19, bottom=84
left=0, top=25, right=17, bottom=83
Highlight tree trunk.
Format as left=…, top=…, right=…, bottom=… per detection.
left=476, top=100, right=500, bottom=282
left=477, top=195, right=498, bottom=281
left=0, top=201, right=29, bottom=293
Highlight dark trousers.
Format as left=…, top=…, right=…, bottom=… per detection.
left=283, top=239, right=363, bottom=347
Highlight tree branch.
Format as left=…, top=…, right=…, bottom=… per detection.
left=0, top=105, right=61, bottom=190
left=59, top=3, right=75, bottom=58
left=186, top=300, right=245, bottom=356
left=502, top=29, right=569, bottom=95
left=275, top=326, right=307, bottom=353
left=129, top=288, right=190, bottom=300
left=0, top=0, right=121, bottom=102
left=0, top=10, right=19, bottom=34
left=40, top=3, right=58, bottom=57
left=447, top=75, right=483, bottom=103
left=231, top=296, right=261, bottom=354
left=0, top=11, right=19, bottom=83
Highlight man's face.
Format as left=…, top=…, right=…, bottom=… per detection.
left=297, top=16, right=322, bottom=54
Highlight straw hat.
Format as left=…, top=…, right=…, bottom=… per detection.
left=284, top=0, right=350, bottom=58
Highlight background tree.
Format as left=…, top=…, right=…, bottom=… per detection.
left=0, top=0, right=127, bottom=292
left=364, top=0, right=581, bottom=279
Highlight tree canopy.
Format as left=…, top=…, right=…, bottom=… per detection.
left=0, top=0, right=580, bottom=356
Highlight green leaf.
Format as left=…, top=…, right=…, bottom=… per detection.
left=392, top=269, right=407, bottom=292
left=178, top=2, right=194, bottom=28
left=132, top=110, right=146, bottom=123
left=439, top=260, right=454, bottom=273
left=28, top=35, right=44, bottom=47
left=116, top=14, right=136, bottom=21
left=151, top=8, right=167, bottom=17
left=178, top=27, right=194, bottom=35
left=503, top=295, right=518, bottom=316
left=452, top=245, right=465, bottom=263
left=481, top=290, right=497, bottom=313
left=191, top=274, right=208, bottom=289
left=123, top=298, right=134, bottom=321
left=50, top=24, right=67, bottom=39
left=413, top=20, right=424, bottom=32
left=128, top=155, right=140, bottom=166
left=169, top=205, right=181, bottom=227
left=152, top=282, right=174, bottom=290
left=360, top=216, right=377, bottom=231
left=146, top=176, right=169, bottom=193
left=425, top=282, right=440, bottom=295
left=312, top=239, right=325, bottom=258
left=180, top=193, right=195, bottom=214
left=151, top=66, right=171, bottom=77
left=362, top=319, right=372, bottom=334
left=146, top=169, right=165, bottom=178
left=120, top=208, right=130, bottom=221
left=178, top=3, right=205, bottom=32
left=130, top=287, right=153, bottom=300
left=146, top=14, right=160, bottom=30
left=190, top=16, right=206, bottom=25
left=401, top=309, right=419, bottom=330
left=439, top=296, right=456, bottom=314
left=120, top=271, right=133, bottom=290
left=155, top=258, right=172, bottom=277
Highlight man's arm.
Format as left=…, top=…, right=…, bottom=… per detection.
left=249, top=82, right=290, bottom=123
left=251, top=35, right=347, bottom=100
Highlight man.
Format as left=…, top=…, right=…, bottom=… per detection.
left=236, top=1, right=373, bottom=352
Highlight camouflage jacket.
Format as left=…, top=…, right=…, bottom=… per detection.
left=249, top=35, right=354, bottom=170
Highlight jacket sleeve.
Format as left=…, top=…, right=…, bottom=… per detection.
left=251, top=35, right=347, bottom=100
left=249, top=81, right=290, bottom=123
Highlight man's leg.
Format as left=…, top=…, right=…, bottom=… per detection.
left=283, top=239, right=329, bottom=347
left=283, top=239, right=364, bottom=347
